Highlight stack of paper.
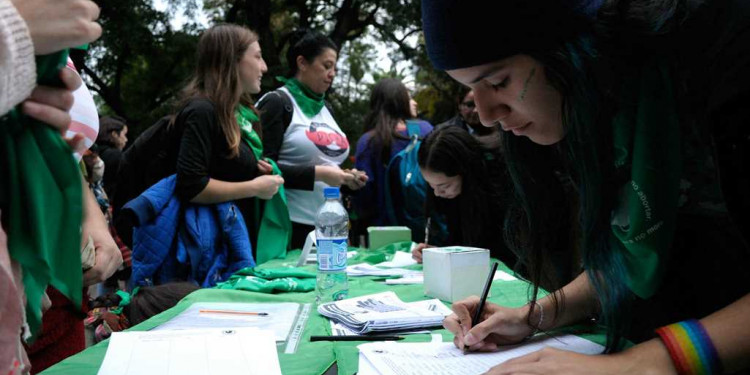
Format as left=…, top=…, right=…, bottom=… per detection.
left=330, top=298, right=449, bottom=336
left=385, top=269, right=517, bottom=285
left=346, top=263, right=421, bottom=277
left=358, top=335, right=604, bottom=375
left=97, top=328, right=282, bottom=375
left=317, top=292, right=452, bottom=334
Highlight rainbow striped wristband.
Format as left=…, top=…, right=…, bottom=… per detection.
left=655, top=319, right=721, bottom=375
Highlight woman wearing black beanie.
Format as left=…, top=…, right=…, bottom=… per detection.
left=424, top=0, right=750, bottom=373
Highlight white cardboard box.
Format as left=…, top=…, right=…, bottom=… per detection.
left=423, top=247, right=490, bottom=302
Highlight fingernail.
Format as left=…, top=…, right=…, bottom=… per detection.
left=464, top=333, right=476, bottom=346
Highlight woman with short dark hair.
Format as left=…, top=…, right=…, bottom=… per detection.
left=257, top=29, right=367, bottom=249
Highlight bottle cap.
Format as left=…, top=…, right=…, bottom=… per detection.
left=323, top=187, right=340, bottom=199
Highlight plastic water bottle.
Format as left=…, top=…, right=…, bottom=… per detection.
left=315, top=187, right=349, bottom=304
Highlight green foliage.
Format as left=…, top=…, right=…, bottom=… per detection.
left=87, top=0, right=201, bottom=137
left=84, top=0, right=463, bottom=142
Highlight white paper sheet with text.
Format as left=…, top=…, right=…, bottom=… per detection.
left=358, top=334, right=603, bottom=375
left=384, top=270, right=516, bottom=285
left=97, top=328, right=281, bottom=375
left=153, top=302, right=300, bottom=342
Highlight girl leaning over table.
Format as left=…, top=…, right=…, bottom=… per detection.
left=411, top=125, right=578, bottom=292
left=422, top=0, right=750, bottom=373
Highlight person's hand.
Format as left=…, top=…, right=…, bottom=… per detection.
left=81, top=179, right=123, bottom=286
left=486, top=339, right=678, bottom=375
left=12, top=0, right=102, bottom=55
left=257, top=159, right=273, bottom=175
left=411, top=243, right=433, bottom=263
left=343, top=168, right=368, bottom=190
left=316, top=165, right=355, bottom=187
left=443, top=297, right=533, bottom=352
left=250, top=175, right=284, bottom=200
left=22, top=68, right=81, bottom=133
left=82, top=226, right=123, bottom=286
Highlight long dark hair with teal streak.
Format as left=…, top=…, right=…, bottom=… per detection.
left=501, top=0, right=691, bottom=352
left=502, top=35, right=631, bottom=352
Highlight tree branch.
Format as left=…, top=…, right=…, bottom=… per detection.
left=79, top=63, right=108, bottom=94
left=371, top=20, right=418, bottom=59
left=80, top=62, right=128, bottom=120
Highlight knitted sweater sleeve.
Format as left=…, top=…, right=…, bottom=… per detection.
left=0, top=0, right=36, bottom=116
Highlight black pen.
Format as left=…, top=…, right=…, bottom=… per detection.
left=465, top=262, right=499, bottom=353
left=310, top=335, right=405, bottom=342
left=424, top=217, right=431, bottom=244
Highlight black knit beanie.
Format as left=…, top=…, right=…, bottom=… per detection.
left=421, top=0, right=602, bottom=71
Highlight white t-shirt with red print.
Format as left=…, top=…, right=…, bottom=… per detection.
left=276, top=86, right=350, bottom=225
left=63, top=58, right=99, bottom=161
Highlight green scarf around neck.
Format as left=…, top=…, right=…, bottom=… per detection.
left=236, top=105, right=291, bottom=264
left=0, top=52, right=83, bottom=340
left=610, top=60, right=681, bottom=299
left=276, top=76, right=325, bottom=118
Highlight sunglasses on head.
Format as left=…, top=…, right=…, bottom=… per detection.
left=461, top=101, right=476, bottom=109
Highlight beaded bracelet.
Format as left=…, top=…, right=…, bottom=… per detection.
left=655, top=319, right=721, bottom=375
left=523, top=301, right=544, bottom=340
left=532, top=300, right=544, bottom=330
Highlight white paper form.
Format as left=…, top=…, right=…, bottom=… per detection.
left=375, top=251, right=418, bottom=268
left=406, top=299, right=453, bottom=316
left=384, top=274, right=424, bottom=285
left=97, top=328, right=281, bottom=375
left=346, top=263, right=421, bottom=277
left=358, top=335, right=603, bottom=375
left=384, top=270, right=516, bottom=285
left=357, top=353, right=381, bottom=375
left=153, top=302, right=300, bottom=342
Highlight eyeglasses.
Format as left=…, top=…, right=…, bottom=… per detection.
left=461, top=101, right=476, bottom=109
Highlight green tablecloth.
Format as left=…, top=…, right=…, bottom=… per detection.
left=41, top=244, right=608, bottom=375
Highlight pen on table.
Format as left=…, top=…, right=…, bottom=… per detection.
left=310, top=335, right=404, bottom=342
left=464, top=262, right=499, bottom=353
left=198, top=309, right=268, bottom=316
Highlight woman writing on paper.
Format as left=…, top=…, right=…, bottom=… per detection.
left=422, top=0, right=750, bottom=373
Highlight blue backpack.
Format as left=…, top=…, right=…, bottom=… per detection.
left=384, top=121, right=445, bottom=243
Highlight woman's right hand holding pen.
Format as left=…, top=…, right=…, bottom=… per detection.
left=446, top=273, right=598, bottom=353
left=443, top=297, right=535, bottom=352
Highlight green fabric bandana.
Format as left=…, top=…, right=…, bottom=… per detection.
left=276, top=76, right=325, bottom=118
left=236, top=105, right=292, bottom=264
left=0, top=52, right=83, bottom=339
left=214, top=267, right=316, bottom=293
left=111, top=287, right=139, bottom=315
left=610, top=60, right=681, bottom=299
